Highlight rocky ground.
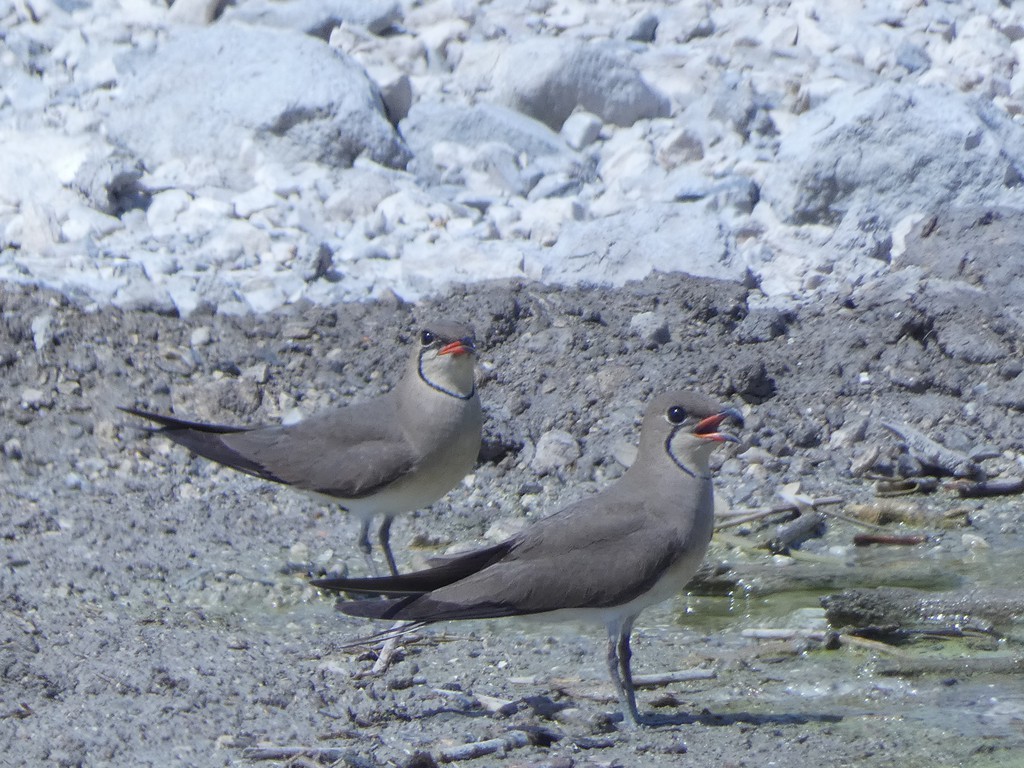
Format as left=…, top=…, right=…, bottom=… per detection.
left=3, top=205, right=1024, bottom=766
left=5, top=0, right=1024, bottom=764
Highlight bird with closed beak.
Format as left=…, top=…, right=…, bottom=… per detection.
left=123, top=321, right=482, bottom=576
left=311, top=389, right=742, bottom=727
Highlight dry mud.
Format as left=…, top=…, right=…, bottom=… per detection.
left=3, top=209, right=1024, bottom=767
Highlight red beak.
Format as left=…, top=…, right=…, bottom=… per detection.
left=438, top=339, right=473, bottom=356
left=694, top=408, right=743, bottom=443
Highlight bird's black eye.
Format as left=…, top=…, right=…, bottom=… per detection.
left=666, top=406, right=687, bottom=424
left=420, top=330, right=435, bottom=346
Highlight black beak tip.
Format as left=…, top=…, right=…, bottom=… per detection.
left=723, top=407, right=744, bottom=430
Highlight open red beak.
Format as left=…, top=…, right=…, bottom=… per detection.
left=438, top=339, right=474, bottom=356
left=694, top=408, right=743, bottom=443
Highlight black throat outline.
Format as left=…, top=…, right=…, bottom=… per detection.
left=664, top=426, right=712, bottom=480
left=418, top=348, right=476, bottom=401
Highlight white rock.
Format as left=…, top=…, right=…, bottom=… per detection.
left=105, top=23, right=410, bottom=181
left=530, top=202, right=740, bottom=287
left=30, top=313, right=53, bottom=351
left=492, top=39, right=670, bottom=130
left=531, top=429, right=581, bottom=475
left=560, top=111, right=602, bottom=150
left=190, top=326, right=212, bottom=347
left=146, top=189, right=192, bottom=229
left=232, top=186, right=280, bottom=218
left=21, top=387, right=52, bottom=409
left=761, top=83, right=1024, bottom=227
left=224, top=0, right=402, bottom=38
left=629, top=311, right=671, bottom=346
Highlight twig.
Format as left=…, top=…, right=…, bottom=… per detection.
left=763, top=511, right=826, bottom=554
left=878, top=655, right=1024, bottom=677
left=633, top=668, right=717, bottom=687
left=853, top=533, right=928, bottom=547
left=370, top=621, right=407, bottom=674
left=715, top=496, right=844, bottom=530
left=814, top=505, right=893, bottom=532
left=953, top=476, right=1024, bottom=498
left=881, top=421, right=980, bottom=478
left=242, top=746, right=349, bottom=762
left=740, top=628, right=908, bottom=656
left=438, top=731, right=532, bottom=763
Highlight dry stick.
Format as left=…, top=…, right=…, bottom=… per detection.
left=853, top=533, right=928, bottom=546
left=370, top=621, right=407, bottom=675
left=242, top=746, right=349, bottom=762
left=438, top=731, right=532, bottom=763
left=878, top=655, right=1024, bottom=677
left=764, top=511, right=827, bottom=554
left=633, top=668, right=717, bottom=687
left=740, top=627, right=908, bottom=656
left=954, top=476, right=1024, bottom=498
left=715, top=496, right=844, bottom=530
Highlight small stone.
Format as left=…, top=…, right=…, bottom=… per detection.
left=629, top=311, right=670, bottom=347
left=3, top=438, right=23, bottom=459
left=232, top=185, right=279, bottom=218
left=146, top=189, right=191, bottom=228
left=20, top=388, right=52, bottom=409
left=190, top=326, right=212, bottom=347
left=625, top=11, right=659, bottom=43
left=999, top=359, right=1023, bottom=380
left=484, top=517, right=528, bottom=543
left=962, top=533, right=990, bottom=549
left=657, top=127, right=704, bottom=167
left=283, top=321, right=314, bottom=340
left=241, top=362, right=269, bottom=384
left=561, top=111, right=603, bottom=150
left=30, top=313, right=53, bottom=351
left=531, top=430, right=581, bottom=474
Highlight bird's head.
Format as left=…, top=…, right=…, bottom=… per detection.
left=414, top=321, right=478, bottom=400
left=638, top=390, right=743, bottom=479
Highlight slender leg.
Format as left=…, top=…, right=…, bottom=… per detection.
left=372, top=516, right=403, bottom=671
left=377, top=515, right=399, bottom=576
left=357, top=518, right=380, bottom=577
left=606, top=621, right=642, bottom=728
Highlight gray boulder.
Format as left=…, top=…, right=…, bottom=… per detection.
left=221, top=0, right=401, bottom=39
left=401, top=101, right=573, bottom=160
left=491, top=39, right=670, bottom=131
left=106, top=23, right=410, bottom=182
left=761, top=83, right=1024, bottom=226
left=530, top=202, right=746, bottom=286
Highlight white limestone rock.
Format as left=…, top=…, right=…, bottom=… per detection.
left=105, top=23, right=411, bottom=186
left=491, top=39, right=670, bottom=131
left=761, top=83, right=1024, bottom=227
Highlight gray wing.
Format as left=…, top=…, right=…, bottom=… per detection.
left=390, top=495, right=691, bottom=621
left=221, top=395, right=416, bottom=499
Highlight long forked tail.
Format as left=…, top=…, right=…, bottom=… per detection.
left=119, top=406, right=246, bottom=435
left=119, top=406, right=281, bottom=482
left=310, top=541, right=514, bottom=597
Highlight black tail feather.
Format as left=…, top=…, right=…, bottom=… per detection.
left=311, top=541, right=514, bottom=597
left=119, top=406, right=283, bottom=483
left=119, top=406, right=246, bottom=435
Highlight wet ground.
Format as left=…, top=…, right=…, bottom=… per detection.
left=3, top=210, right=1024, bottom=767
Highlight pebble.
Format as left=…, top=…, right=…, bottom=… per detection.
left=20, top=387, right=52, bottom=409
left=531, top=429, right=582, bottom=475
left=190, top=326, right=212, bottom=347
left=561, top=111, right=603, bottom=150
